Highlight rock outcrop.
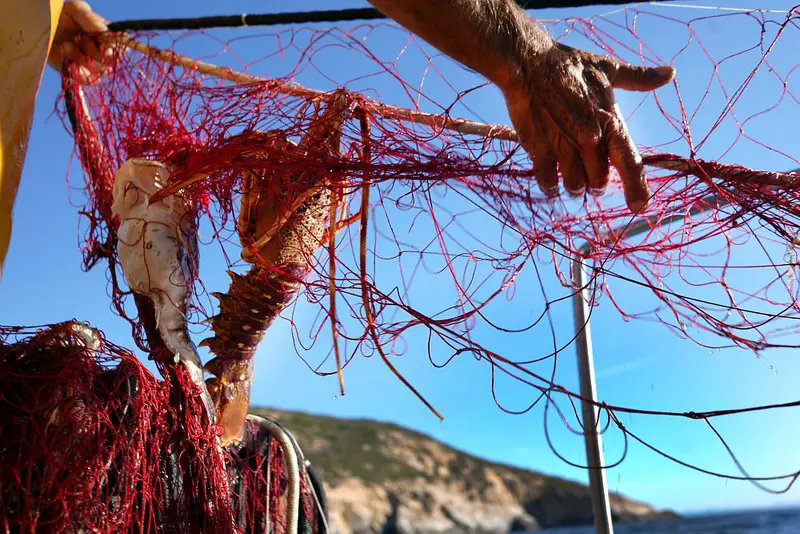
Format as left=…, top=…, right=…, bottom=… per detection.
left=252, top=408, right=678, bottom=533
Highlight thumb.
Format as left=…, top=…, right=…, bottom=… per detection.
left=63, top=1, right=109, bottom=35
left=600, top=59, right=675, bottom=92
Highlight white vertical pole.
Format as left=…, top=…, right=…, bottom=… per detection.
left=565, top=182, right=796, bottom=532
left=572, top=255, right=614, bottom=534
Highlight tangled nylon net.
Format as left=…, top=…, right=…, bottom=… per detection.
left=0, top=322, right=319, bottom=532
left=14, top=3, right=797, bottom=523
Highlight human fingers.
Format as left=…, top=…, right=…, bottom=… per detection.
left=56, top=42, right=108, bottom=84
left=597, top=58, right=675, bottom=92
left=510, top=107, right=560, bottom=198
left=533, top=154, right=559, bottom=198
left=558, top=148, right=587, bottom=198
left=603, top=106, right=649, bottom=212
left=63, top=1, right=109, bottom=35
left=581, top=138, right=610, bottom=195
left=78, top=36, right=103, bottom=61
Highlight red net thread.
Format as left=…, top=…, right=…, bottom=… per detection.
left=65, top=8, right=800, bottom=348
left=38, top=3, right=800, bottom=518
left=0, top=322, right=317, bottom=532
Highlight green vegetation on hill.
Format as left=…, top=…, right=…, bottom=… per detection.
left=252, top=407, right=603, bottom=496
left=251, top=408, right=424, bottom=483
left=249, top=407, right=678, bottom=530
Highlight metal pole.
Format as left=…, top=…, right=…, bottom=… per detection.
left=567, top=169, right=796, bottom=531
left=569, top=192, right=728, bottom=534
left=107, top=2, right=684, bottom=32
left=572, top=256, right=614, bottom=534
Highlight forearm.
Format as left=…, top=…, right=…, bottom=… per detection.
left=367, top=0, right=553, bottom=92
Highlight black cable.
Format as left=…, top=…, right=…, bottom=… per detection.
left=305, top=462, right=328, bottom=534
left=108, top=1, right=678, bottom=33
left=108, top=8, right=383, bottom=32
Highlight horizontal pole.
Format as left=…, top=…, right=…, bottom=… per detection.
left=581, top=165, right=800, bottom=255
left=119, top=40, right=800, bottom=195
left=582, top=193, right=728, bottom=255
left=122, top=38, right=517, bottom=143
left=108, top=2, right=681, bottom=32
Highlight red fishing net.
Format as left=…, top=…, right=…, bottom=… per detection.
left=6, top=4, right=800, bottom=530
left=64, top=8, right=800, bottom=391
left=66, top=8, right=800, bottom=351
left=0, top=322, right=320, bottom=533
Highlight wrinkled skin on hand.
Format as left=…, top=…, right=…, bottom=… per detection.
left=366, top=0, right=675, bottom=214
left=48, top=1, right=111, bottom=83
left=504, top=43, right=675, bottom=212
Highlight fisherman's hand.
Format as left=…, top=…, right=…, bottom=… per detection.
left=503, top=42, right=674, bottom=212
left=48, top=1, right=111, bottom=83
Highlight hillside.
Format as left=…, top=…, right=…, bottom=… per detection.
left=251, top=407, right=679, bottom=533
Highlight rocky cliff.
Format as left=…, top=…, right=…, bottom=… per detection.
left=252, top=408, right=678, bottom=533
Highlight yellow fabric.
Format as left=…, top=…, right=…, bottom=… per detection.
left=0, top=0, right=64, bottom=282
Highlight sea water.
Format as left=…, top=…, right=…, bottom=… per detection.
left=534, top=506, right=800, bottom=533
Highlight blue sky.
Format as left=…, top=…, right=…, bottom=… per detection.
left=2, top=0, right=800, bottom=515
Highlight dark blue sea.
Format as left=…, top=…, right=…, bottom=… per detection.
left=535, top=507, right=800, bottom=533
